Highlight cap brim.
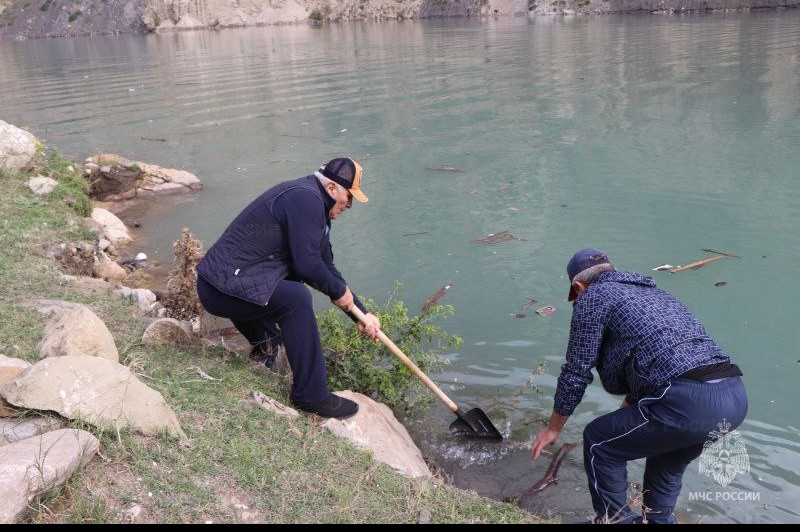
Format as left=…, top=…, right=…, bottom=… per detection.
left=568, top=285, right=578, bottom=302
left=351, top=188, right=368, bottom=203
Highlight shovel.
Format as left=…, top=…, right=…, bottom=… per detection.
left=350, top=306, right=503, bottom=440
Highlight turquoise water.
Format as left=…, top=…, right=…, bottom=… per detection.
left=1, top=12, right=799, bottom=523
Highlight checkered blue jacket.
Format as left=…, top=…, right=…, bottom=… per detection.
left=553, top=271, right=729, bottom=416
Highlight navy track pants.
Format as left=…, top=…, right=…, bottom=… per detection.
left=583, top=376, right=747, bottom=524
left=197, top=276, right=330, bottom=404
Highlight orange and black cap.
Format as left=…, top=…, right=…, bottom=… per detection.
left=319, top=157, right=368, bottom=203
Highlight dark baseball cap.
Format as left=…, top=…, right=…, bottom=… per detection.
left=319, top=157, right=368, bottom=203
left=567, top=248, right=612, bottom=301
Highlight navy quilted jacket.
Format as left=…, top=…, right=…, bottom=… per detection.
left=196, top=175, right=364, bottom=311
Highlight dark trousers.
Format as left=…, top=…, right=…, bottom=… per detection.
left=197, top=276, right=330, bottom=404
left=583, top=377, right=747, bottom=524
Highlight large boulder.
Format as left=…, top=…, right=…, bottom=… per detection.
left=0, top=356, right=187, bottom=441
left=142, top=318, right=196, bottom=346
left=0, top=120, right=37, bottom=173
left=39, top=305, right=119, bottom=362
left=89, top=208, right=132, bottom=246
left=86, top=154, right=202, bottom=199
left=321, top=391, right=432, bottom=479
left=0, top=429, right=99, bottom=523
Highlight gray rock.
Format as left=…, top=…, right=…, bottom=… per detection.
left=142, top=318, right=196, bottom=346
left=0, top=120, right=37, bottom=173
left=27, top=176, right=58, bottom=196
left=39, top=305, right=119, bottom=362
left=0, top=429, right=99, bottom=523
left=0, top=417, right=63, bottom=446
left=90, top=208, right=131, bottom=246
left=0, top=356, right=187, bottom=441
left=321, top=391, right=433, bottom=479
left=116, top=286, right=158, bottom=314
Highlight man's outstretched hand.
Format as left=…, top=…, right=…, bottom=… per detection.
left=531, top=411, right=570, bottom=461
left=531, top=428, right=561, bottom=461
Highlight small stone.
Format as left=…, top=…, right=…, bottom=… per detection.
left=419, top=508, right=432, bottom=524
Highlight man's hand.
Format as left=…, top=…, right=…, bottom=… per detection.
left=531, top=411, right=570, bottom=461
left=357, top=312, right=381, bottom=340
left=332, top=286, right=354, bottom=312
left=531, top=428, right=561, bottom=461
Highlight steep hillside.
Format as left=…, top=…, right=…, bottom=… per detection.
left=0, top=0, right=797, bottom=40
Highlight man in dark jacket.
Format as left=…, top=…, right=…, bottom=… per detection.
left=531, top=248, right=747, bottom=524
left=196, top=157, right=381, bottom=420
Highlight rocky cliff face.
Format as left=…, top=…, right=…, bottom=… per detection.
left=0, top=0, right=146, bottom=39
left=0, top=0, right=797, bottom=40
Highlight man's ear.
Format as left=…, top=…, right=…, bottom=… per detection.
left=325, top=182, right=337, bottom=197
left=573, top=280, right=587, bottom=296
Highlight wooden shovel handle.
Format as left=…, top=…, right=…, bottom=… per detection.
left=349, top=306, right=459, bottom=413
left=670, top=255, right=724, bottom=273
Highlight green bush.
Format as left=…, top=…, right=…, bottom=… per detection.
left=318, top=284, right=461, bottom=415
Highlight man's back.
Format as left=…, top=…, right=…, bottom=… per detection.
left=570, top=270, right=729, bottom=401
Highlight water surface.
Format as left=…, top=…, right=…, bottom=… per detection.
left=2, top=12, right=799, bottom=523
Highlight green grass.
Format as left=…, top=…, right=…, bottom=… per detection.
left=0, top=154, right=543, bottom=523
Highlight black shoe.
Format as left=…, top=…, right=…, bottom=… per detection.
left=294, top=393, right=359, bottom=420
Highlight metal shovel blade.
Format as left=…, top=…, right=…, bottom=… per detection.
left=449, top=407, right=503, bottom=440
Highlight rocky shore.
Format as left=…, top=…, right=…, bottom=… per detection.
left=1, top=119, right=452, bottom=522
left=0, top=0, right=797, bottom=40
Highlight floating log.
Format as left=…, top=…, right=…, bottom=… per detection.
left=425, top=166, right=463, bottom=172
left=702, top=248, right=742, bottom=259
left=670, top=255, right=725, bottom=273
left=517, top=442, right=577, bottom=512
left=470, top=231, right=525, bottom=244
left=422, top=284, right=452, bottom=313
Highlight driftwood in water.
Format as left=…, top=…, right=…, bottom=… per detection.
left=425, top=166, right=463, bottom=172
left=702, top=248, right=742, bottom=259
left=516, top=442, right=577, bottom=512
left=469, top=230, right=526, bottom=245
left=670, top=255, right=724, bottom=273
left=422, top=284, right=452, bottom=313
